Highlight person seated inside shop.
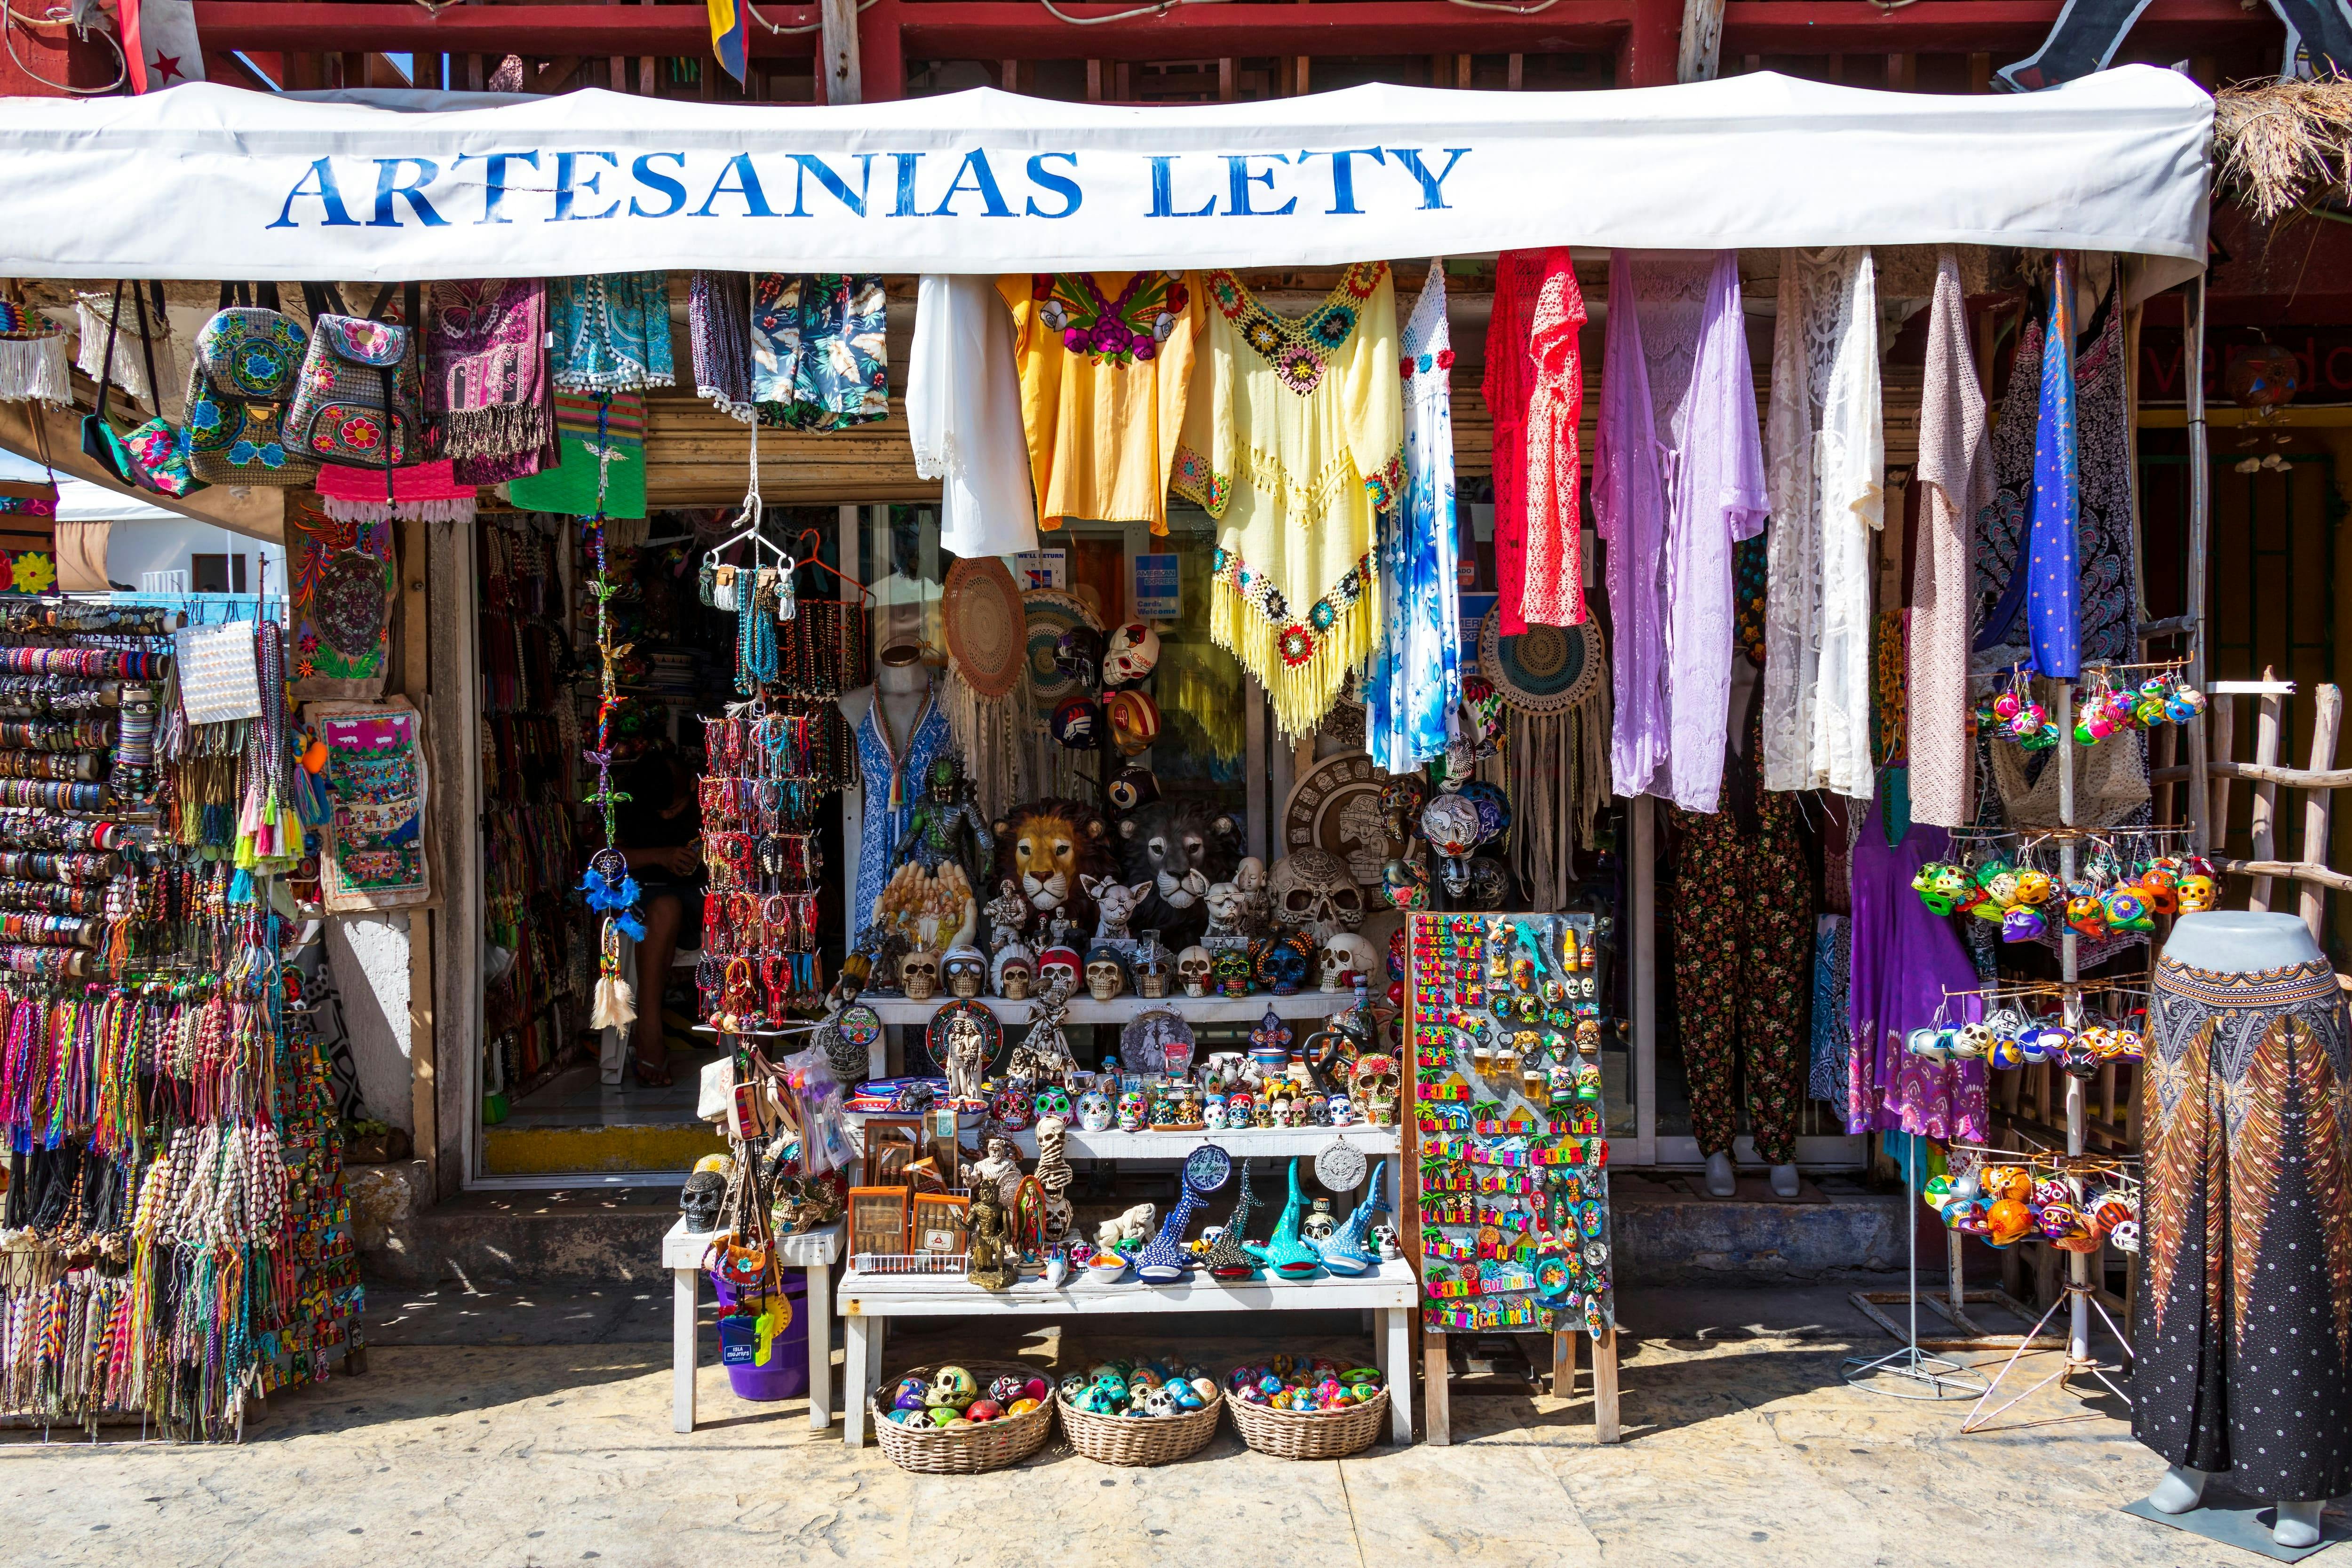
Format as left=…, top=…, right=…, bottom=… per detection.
left=615, top=743, right=702, bottom=1087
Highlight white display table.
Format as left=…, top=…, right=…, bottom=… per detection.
left=664, top=1218, right=842, bottom=1434
left=840, top=1259, right=1417, bottom=1449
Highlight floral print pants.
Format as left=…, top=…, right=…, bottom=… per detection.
left=1671, top=793, right=1811, bottom=1165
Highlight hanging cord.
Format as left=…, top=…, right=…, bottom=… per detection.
left=4, top=1, right=125, bottom=94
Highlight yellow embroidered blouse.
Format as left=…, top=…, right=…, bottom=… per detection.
left=996, top=271, right=1199, bottom=534
left=1173, top=263, right=1403, bottom=739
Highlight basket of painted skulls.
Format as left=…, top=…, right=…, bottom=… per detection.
left=870, top=1362, right=1056, bottom=1474
left=1057, top=1355, right=1225, bottom=1466
left=1225, top=1356, right=1389, bottom=1459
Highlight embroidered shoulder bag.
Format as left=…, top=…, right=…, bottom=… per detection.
left=285, top=284, right=423, bottom=496
left=186, top=286, right=318, bottom=487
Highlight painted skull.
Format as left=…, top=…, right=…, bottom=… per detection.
left=989, top=1087, right=1034, bottom=1131
left=1116, top=1090, right=1149, bottom=1131
left=1269, top=1096, right=1297, bottom=1128
left=1034, top=1085, right=1073, bottom=1121
left=1351, top=1054, right=1400, bottom=1125
left=1176, top=945, right=1214, bottom=997
left=941, top=944, right=989, bottom=999
left=1328, top=1093, right=1355, bottom=1126
left=899, top=949, right=940, bottom=1001
left=993, top=944, right=1035, bottom=1000
left=1268, top=848, right=1366, bottom=942
left=1038, top=946, right=1082, bottom=996
left=1371, top=1223, right=1400, bottom=1260
left=1203, top=1096, right=1229, bottom=1130
left=1084, top=949, right=1128, bottom=1001
left=1076, top=1090, right=1113, bottom=1132
left=1135, top=951, right=1171, bottom=999
left=1212, top=947, right=1255, bottom=998
left=1225, top=1090, right=1254, bottom=1127
left=2176, top=873, right=2218, bottom=911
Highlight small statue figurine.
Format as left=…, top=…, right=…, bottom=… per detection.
left=1006, top=973, right=1080, bottom=1088
left=943, top=1009, right=991, bottom=1106
left=967, top=1184, right=1015, bottom=1291
left=984, top=878, right=1030, bottom=955
left=892, top=752, right=995, bottom=892
left=1232, top=855, right=1273, bottom=937
left=971, top=1134, right=1025, bottom=1211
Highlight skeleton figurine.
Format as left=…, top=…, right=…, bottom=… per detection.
left=1033, top=1115, right=1077, bottom=1242
left=1005, top=973, right=1080, bottom=1087
left=943, top=1008, right=991, bottom=1104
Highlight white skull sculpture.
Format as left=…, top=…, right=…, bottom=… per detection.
left=992, top=942, right=1036, bottom=1000
left=1268, top=848, right=1365, bottom=942
left=1084, top=951, right=1127, bottom=1001
left=1328, top=1093, right=1356, bottom=1126
left=1203, top=1097, right=1229, bottom=1130
left=899, top=949, right=940, bottom=1001
left=1176, top=946, right=1213, bottom=997
left=1319, top=932, right=1378, bottom=992
left=941, top=944, right=989, bottom=999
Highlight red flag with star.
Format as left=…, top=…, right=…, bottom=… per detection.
left=121, top=0, right=208, bottom=92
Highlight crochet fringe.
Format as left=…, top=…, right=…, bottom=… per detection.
left=944, top=661, right=1027, bottom=824
left=319, top=493, right=477, bottom=525
left=72, top=293, right=151, bottom=405
left=1496, top=674, right=1613, bottom=911
left=0, top=333, right=72, bottom=410
left=1209, top=576, right=1381, bottom=741
left=439, top=404, right=550, bottom=462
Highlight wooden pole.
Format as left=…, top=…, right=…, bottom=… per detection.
left=2300, top=685, right=2342, bottom=942
left=2249, top=668, right=2283, bottom=910
left=820, top=0, right=861, bottom=103
left=2185, top=274, right=2214, bottom=856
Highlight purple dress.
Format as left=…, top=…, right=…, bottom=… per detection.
left=1845, top=801, right=1988, bottom=1140
left=1591, top=250, right=1769, bottom=814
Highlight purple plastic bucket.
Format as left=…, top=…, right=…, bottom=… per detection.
left=709, top=1268, right=809, bottom=1402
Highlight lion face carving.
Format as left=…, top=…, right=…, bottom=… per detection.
left=993, top=799, right=1110, bottom=927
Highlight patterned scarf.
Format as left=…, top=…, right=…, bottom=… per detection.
left=551, top=272, right=675, bottom=394
left=1977, top=254, right=2080, bottom=677
left=422, top=279, right=552, bottom=472
left=689, top=271, right=756, bottom=422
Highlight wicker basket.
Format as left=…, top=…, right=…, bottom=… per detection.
left=1057, top=1385, right=1225, bottom=1466
left=1227, top=1389, right=1389, bottom=1459
left=868, top=1361, right=1056, bottom=1475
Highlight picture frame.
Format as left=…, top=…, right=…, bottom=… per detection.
left=848, top=1186, right=910, bottom=1260
left=910, top=1191, right=971, bottom=1259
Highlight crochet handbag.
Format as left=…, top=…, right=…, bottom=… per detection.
left=186, top=288, right=317, bottom=488
left=118, top=283, right=204, bottom=499
left=78, top=283, right=139, bottom=484
left=284, top=284, right=423, bottom=496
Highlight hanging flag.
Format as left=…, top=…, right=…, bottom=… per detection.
left=120, top=0, right=208, bottom=93
left=707, top=0, right=751, bottom=86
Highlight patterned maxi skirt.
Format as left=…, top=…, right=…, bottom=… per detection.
left=2134, top=956, right=2352, bottom=1499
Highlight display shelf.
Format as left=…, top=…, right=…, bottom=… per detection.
left=857, top=990, right=1362, bottom=1027
left=999, top=1125, right=1400, bottom=1161
left=838, top=1258, right=1417, bottom=1447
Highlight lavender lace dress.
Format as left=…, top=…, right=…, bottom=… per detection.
left=1845, top=801, right=1988, bottom=1139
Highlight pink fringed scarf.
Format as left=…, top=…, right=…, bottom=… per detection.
left=314, top=460, right=476, bottom=523
left=422, top=278, right=554, bottom=484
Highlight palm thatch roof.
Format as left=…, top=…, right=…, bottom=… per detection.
left=2212, top=76, right=2352, bottom=222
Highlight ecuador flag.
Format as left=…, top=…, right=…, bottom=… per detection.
left=708, top=0, right=750, bottom=85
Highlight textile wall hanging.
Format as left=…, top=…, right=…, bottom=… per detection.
left=289, top=501, right=394, bottom=702
left=0, top=297, right=71, bottom=409
left=308, top=697, right=432, bottom=912
left=314, top=458, right=476, bottom=524
left=549, top=271, right=675, bottom=394
left=1478, top=607, right=1612, bottom=901
left=507, top=392, right=647, bottom=519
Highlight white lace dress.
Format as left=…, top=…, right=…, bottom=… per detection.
left=1763, top=247, right=1883, bottom=799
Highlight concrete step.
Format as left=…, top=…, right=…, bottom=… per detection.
left=1611, top=1171, right=1907, bottom=1283
left=369, top=1181, right=687, bottom=1288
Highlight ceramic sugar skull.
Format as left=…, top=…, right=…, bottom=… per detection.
left=1176, top=945, right=1214, bottom=997
left=989, top=1086, right=1034, bottom=1131
left=1203, top=1095, right=1230, bottom=1130
left=1351, top=1054, right=1400, bottom=1125
left=2176, top=872, right=2218, bottom=911
left=1225, top=1089, right=1254, bottom=1127
left=1212, top=947, right=1254, bottom=998
left=899, top=949, right=941, bottom=1001
left=1084, top=948, right=1128, bottom=1002
left=941, top=945, right=989, bottom=1000
left=1034, top=1085, right=1073, bottom=1122
left=1077, top=1089, right=1112, bottom=1132
left=1116, top=1089, right=1148, bottom=1131
left=1328, top=1093, right=1355, bottom=1126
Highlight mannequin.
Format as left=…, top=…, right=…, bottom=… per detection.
left=2138, top=911, right=2345, bottom=1550
left=1677, top=653, right=1806, bottom=1202
left=842, top=642, right=951, bottom=943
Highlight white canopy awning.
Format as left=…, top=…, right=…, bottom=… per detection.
left=0, top=67, right=2209, bottom=287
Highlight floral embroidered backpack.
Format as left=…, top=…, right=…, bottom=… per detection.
left=185, top=293, right=317, bottom=488
left=285, top=287, right=423, bottom=491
